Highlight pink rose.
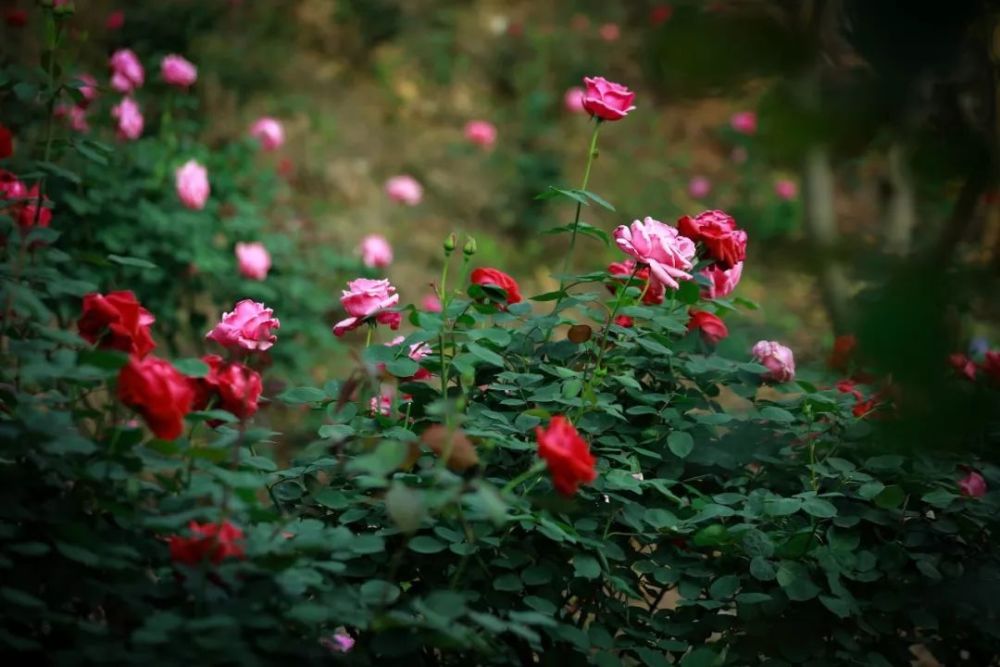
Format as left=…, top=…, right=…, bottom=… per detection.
left=613, top=216, right=696, bottom=290
left=206, top=299, right=280, bottom=352
left=359, top=234, right=393, bottom=268
left=688, top=176, right=711, bottom=199
left=111, top=97, right=143, bottom=140
left=464, top=120, right=497, bottom=149
left=564, top=87, right=586, bottom=114
left=598, top=22, right=620, bottom=42
left=249, top=117, right=285, bottom=151
left=109, top=48, right=144, bottom=93
left=958, top=470, right=987, bottom=498
left=384, top=336, right=432, bottom=380
left=161, top=54, right=198, bottom=88
left=370, top=393, right=393, bottom=416
left=730, top=110, right=757, bottom=135
left=332, top=278, right=400, bottom=337
left=385, top=175, right=423, bottom=205
left=321, top=633, right=356, bottom=654
left=775, top=179, right=798, bottom=201
left=175, top=159, right=210, bottom=210
left=74, top=73, right=98, bottom=106
left=421, top=293, right=442, bottom=313
left=700, top=261, right=743, bottom=299
left=751, top=340, right=795, bottom=383
left=581, top=76, right=636, bottom=121
left=55, top=104, right=89, bottom=133
left=235, top=242, right=271, bottom=280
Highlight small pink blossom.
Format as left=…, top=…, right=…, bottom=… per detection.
left=564, top=87, right=586, bottom=114
left=701, top=261, right=743, bottom=299
left=688, top=176, right=711, bottom=199
left=206, top=299, right=280, bottom=352
left=421, top=293, right=442, bottom=313
left=55, top=104, right=89, bottom=133
left=751, top=340, right=795, bottom=383
left=74, top=73, right=98, bottom=106
left=598, top=22, right=620, bottom=41
left=111, top=97, right=143, bottom=140
left=320, top=632, right=356, bottom=654
left=370, top=393, right=393, bottom=416
left=161, top=54, right=198, bottom=88
left=581, top=76, right=636, bottom=121
left=175, top=160, right=210, bottom=210
left=235, top=242, right=271, bottom=280
left=333, top=278, right=400, bottom=337
left=249, top=117, right=285, bottom=151
left=613, top=216, right=696, bottom=290
left=109, top=49, right=144, bottom=93
left=359, top=234, right=393, bottom=268
left=775, top=179, right=798, bottom=201
left=730, top=110, right=757, bottom=136
left=464, top=120, right=497, bottom=149
left=958, top=470, right=987, bottom=498
left=385, top=175, right=423, bottom=206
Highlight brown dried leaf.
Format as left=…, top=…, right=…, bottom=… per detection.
left=421, top=425, right=479, bottom=471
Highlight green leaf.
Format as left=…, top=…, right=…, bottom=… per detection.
left=776, top=561, right=821, bottom=601
left=466, top=343, right=505, bottom=367
left=874, top=485, right=905, bottom=509
left=764, top=497, right=801, bottom=516
left=857, top=481, right=885, bottom=500
left=385, top=358, right=419, bottom=377
left=819, top=594, right=853, bottom=618
left=188, top=409, right=238, bottom=424
left=535, top=185, right=589, bottom=205
left=708, top=575, right=740, bottom=599
left=360, top=580, right=400, bottom=605
left=667, top=431, right=694, bottom=459
left=107, top=254, right=158, bottom=269
left=680, top=647, right=720, bottom=667
left=801, top=497, right=838, bottom=519
left=408, top=535, right=446, bottom=554
left=386, top=483, right=424, bottom=533
left=573, top=554, right=601, bottom=580
left=174, top=358, right=211, bottom=378
left=318, top=424, right=354, bottom=441
left=494, top=573, right=523, bottom=592
left=577, top=189, right=616, bottom=211
left=921, top=489, right=956, bottom=508
left=278, top=386, right=327, bottom=404
left=749, top=557, right=776, bottom=581
left=760, top=406, right=796, bottom=423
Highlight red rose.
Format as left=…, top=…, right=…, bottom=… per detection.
left=650, top=5, right=673, bottom=26
left=614, top=315, right=634, bottom=328
left=981, top=351, right=1000, bottom=383
left=0, top=124, right=13, bottom=159
left=535, top=415, right=596, bottom=496
left=118, top=356, right=195, bottom=440
left=687, top=310, right=728, bottom=345
left=190, top=355, right=263, bottom=420
left=3, top=9, right=27, bottom=28
left=606, top=260, right=664, bottom=305
left=828, top=334, right=857, bottom=372
left=168, top=520, right=245, bottom=565
left=78, top=291, right=156, bottom=358
left=949, top=353, right=977, bottom=381
left=470, top=267, right=522, bottom=304
left=17, top=185, right=52, bottom=230
left=677, top=209, right=747, bottom=268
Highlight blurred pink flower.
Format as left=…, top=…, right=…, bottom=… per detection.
left=701, top=261, right=743, bottom=299
left=730, top=146, right=748, bottom=164
left=74, top=73, right=98, bottom=106
left=650, top=5, right=673, bottom=25
left=55, top=104, right=89, bottom=133
left=464, top=120, right=497, bottom=149
left=958, top=470, right=987, bottom=498
left=564, top=87, right=586, bottom=114
left=235, top=242, right=271, bottom=280
left=369, top=394, right=393, bottom=417
left=333, top=278, right=400, bottom=337
left=109, top=49, right=144, bottom=93
left=206, top=300, right=280, bottom=352
left=421, top=293, right=442, bottom=313
left=106, top=10, right=125, bottom=30
left=775, top=179, right=798, bottom=201
left=688, top=176, right=711, bottom=199
left=111, top=97, right=143, bottom=140
left=385, top=175, right=423, bottom=205
left=175, top=160, right=210, bottom=210
left=599, top=22, right=620, bottom=41
left=581, top=76, right=636, bottom=121
left=613, top=216, right=696, bottom=290
left=249, top=117, right=285, bottom=151
left=359, top=234, right=393, bottom=268
left=161, top=54, right=197, bottom=88
left=730, top=110, right=757, bottom=136
left=752, top=340, right=795, bottom=382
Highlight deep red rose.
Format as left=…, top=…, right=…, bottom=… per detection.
left=0, top=124, right=13, bottom=159
left=687, top=310, right=728, bottom=345
left=677, top=209, right=747, bottom=268
left=650, top=5, right=673, bottom=26
left=106, top=10, right=124, bottom=30
left=981, top=351, right=1000, bottom=383
left=949, top=353, right=977, bottom=381
left=118, top=356, right=195, bottom=440
left=606, top=260, right=664, bottom=305
left=828, top=334, right=857, bottom=372
left=17, top=184, right=52, bottom=230
left=470, top=267, right=522, bottom=305
left=189, top=354, right=263, bottom=420
left=4, top=9, right=27, bottom=28
left=535, top=415, right=596, bottom=496
left=614, top=315, right=634, bottom=328
left=78, top=291, right=156, bottom=358
left=168, top=520, right=245, bottom=565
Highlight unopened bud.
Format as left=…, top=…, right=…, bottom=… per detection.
left=463, top=237, right=477, bottom=257
left=443, top=233, right=457, bottom=255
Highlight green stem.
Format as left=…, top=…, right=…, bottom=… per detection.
left=557, top=121, right=602, bottom=293
left=502, top=460, right=547, bottom=495
left=365, top=325, right=374, bottom=348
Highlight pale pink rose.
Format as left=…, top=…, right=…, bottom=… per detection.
left=701, top=261, right=743, bottom=299
left=581, top=76, right=636, bottom=121
left=206, top=299, right=280, bottom=352
left=613, top=216, right=696, bottom=290
left=332, top=278, right=400, bottom=337
left=730, top=146, right=749, bottom=164
left=599, top=22, right=620, bottom=41
left=111, top=97, right=143, bottom=140
left=235, top=242, right=271, bottom=280
left=385, top=175, right=423, bottom=205
left=751, top=340, right=795, bottom=383
left=175, top=160, right=210, bottom=210
left=564, top=86, right=586, bottom=114
left=161, top=54, right=198, bottom=88
left=688, top=176, right=711, bottom=199
left=369, top=394, right=393, bottom=416
left=421, top=293, right=442, bottom=313
left=249, top=117, right=285, bottom=151
left=74, top=73, right=98, bottom=106
left=109, top=49, right=144, bottom=93
left=774, top=179, right=798, bottom=201
left=730, top=110, right=757, bottom=135
left=55, top=104, right=89, bottom=133
left=464, top=120, right=497, bottom=149
left=359, top=234, right=393, bottom=268
left=958, top=470, right=987, bottom=498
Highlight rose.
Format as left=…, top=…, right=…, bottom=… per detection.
left=677, top=209, right=747, bottom=268
left=535, top=415, right=597, bottom=496
left=235, top=242, right=271, bottom=280
left=751, top=340, right=796, bottom=383
left=958, top=470, right=987, bottom=498
left=117, top=355, right=194, bottom=440
left=650, top=5, right=673, bottom=25
left=78, top=291, right=156, bottom=358
left=109, top=48, right=144, bottom=93
left=17, top=184, right=53, bottom=230
left=5, top=9, right=28, bottom=27
left=598, top=22, right=620, bottom=41
left=106, top=10, right=124, bottom=30
left=775, top=179, right=798, bottom=201
left=175, top=160, right=210, bottom=210
left=470, top=267, right=522, bottom=305
left=613, top=216, right=696, bottom=290
left=700, top=261, right=742, bottom=299
left=370, top=393, right=393, bottom=416
left=206, top=299, right=280, bottom=351
left=0, top=171, right=26, bottom=202
left=385, top=175, right=423, bottom=205
left=581, top=76, right=636, bottom=121
left=614, top=315, right=634, bottom=328
left=730, top=110, right=757, bottom=135
left=160, top=54, right=198, bottom=88
left=168, top=521, right=245, bottom=565
left=828, top=334, right=857, bottom=372
left=359, top=234, right=393, bottom=268
left=320, top=633, right=356, bottom=654
left=332, top=278, right=400, bottom=336
left=190, top=355, right=263, bottom=420
left=55, top=104, right=89, bottom=133
left=384, top=336, right=432, bottom=381
left=606, top=260, right=664, bottom=305
left=950, top=353, right=977, bottom=381
left=0, top=124, right=12, bottom=159
left=981, top=351, right=1000, bottom=383
left=688, top=176, right=711, bottom=199
left=564, top=87, right=586, bottom=114
left=421, top=293, right=442, bottom=313
left=249, top=117, right=285, bottom=151
left=687, top=310, right=728, bottom=345
left=111, top=97, right=143, bottom=140
left=464, top=120, right=497, bottom=149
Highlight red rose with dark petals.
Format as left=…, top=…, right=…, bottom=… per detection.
left=106, top=10, right=124, bottom=30
left=981, top=351, right=1000, bottom=383
left=4, top=9, right=27, bottom=28
left=650, top=4, right=673, bottom=26
left=189, top=354, right=263, bottom=420
left=614, top=315, right=634, bottom=328
left=677, top=209, right=747, bottom=268
left=949, top=353, right=977, bottom=381
left=471, top=267, right=522, bottom=305
left=169, top=520, right=245, bottom=565
left=687, top=310, right=728, bottom=345
left=0, top=124, right=13, bottom=159
left=828, top=334, right=857, bottom=372
left=18, top=184, right=52, bottom=230
left=535, top=415, right=596, bottom=496
left=78, top=291, right=156, bottom=358
left=606, top=260, right=664, bottom=305
left=118, top=356, right=194, bottom=440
